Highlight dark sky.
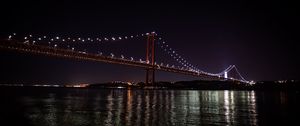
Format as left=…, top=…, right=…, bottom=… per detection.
left=0, top=0, right=299, bottom=84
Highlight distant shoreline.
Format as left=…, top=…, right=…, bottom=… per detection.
left=1, top=80, right=299, bottom=90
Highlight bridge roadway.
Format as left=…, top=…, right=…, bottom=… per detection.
left=0, top=40, right=241, bottom=82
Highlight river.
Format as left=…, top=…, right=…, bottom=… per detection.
left=1, top=87, right=299, bottom=125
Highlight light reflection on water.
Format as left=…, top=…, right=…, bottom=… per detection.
left=16, top=89, right=263, bottom=126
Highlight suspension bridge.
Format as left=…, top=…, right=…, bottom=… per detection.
left=0, top=32, right=252, bottom=85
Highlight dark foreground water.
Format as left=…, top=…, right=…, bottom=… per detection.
left=1, top=87, right=299, bottom=126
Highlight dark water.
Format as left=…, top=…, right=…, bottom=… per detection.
left=1, top=87, right=300, bottom=126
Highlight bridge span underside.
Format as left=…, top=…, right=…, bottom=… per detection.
left=0, top=40, right=236, bottom=82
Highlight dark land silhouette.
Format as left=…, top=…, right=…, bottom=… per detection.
left=88, top=80, right=300, bottom=90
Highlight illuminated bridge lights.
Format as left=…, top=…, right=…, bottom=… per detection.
left=1, top=32, right=251, bottom=84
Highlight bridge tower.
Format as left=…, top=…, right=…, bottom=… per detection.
left=145, top=32, right=155, bottom=86
left=224, top=71, right=228, bottom=79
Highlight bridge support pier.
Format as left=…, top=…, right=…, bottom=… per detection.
left=145, top=32, right=155, bottom=86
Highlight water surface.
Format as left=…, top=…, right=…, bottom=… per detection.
left=1, top=87, right=299, bottom=125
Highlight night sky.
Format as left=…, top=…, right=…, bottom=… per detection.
left=0, top=0, right=299, bottom=84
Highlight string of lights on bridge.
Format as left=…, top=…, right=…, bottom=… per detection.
left=156, top=37, right=200, bottom=72
left=8, top=32, right=176, bottom=68
left=11, top=32, right=196, bottom=72
left=7, top=32, right=250, bottom=83
left=13, top=32, right=151, bottom=44
left=9, top=32, right=153, bottom=61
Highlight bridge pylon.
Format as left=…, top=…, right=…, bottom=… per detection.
left=145, top=32, right=155, bottom=86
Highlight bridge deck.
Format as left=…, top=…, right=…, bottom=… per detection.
left=0, top=40, right=242, bottom=82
